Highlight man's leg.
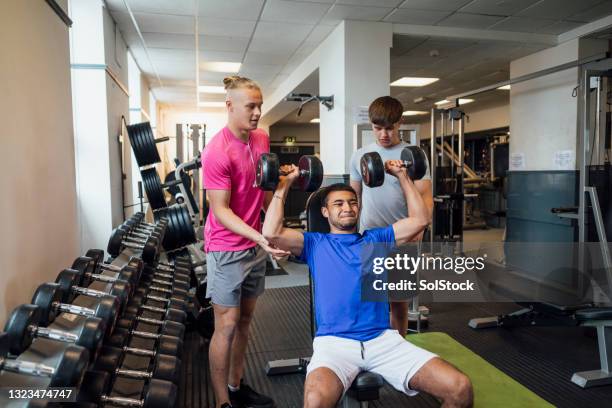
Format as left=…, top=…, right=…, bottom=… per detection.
left=409, top=357, right=473, bottom=408
left=390, top=301, right=409, bottom=336
left=303, top=367, right=344, bottom=408
left=228, top=296, right=258, bottom=386
left=209, top=304, right=241, bottom=408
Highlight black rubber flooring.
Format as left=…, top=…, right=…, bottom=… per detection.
left=180, top=286, right=612, bottom=408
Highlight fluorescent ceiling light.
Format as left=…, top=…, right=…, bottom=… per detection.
left=198, top=101, right=226, bottom=108
left=435, top=98, right=474, bottom=105
left=402, top=110, right=428, bottom=116
left=201, top=61, right=241, bottom=73
left=391, top=77, right=439, bottom=87
left=310, top=118, right=320, bottom=123
left=497, top=85, right=511, bottom=90
left=198, top=85, right=225, bottom=93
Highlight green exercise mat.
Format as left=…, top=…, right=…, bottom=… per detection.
left=405, top=332, right=554, bottom=408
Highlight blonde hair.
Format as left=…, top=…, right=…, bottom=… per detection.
left=223, top=75, right=260, bottom=92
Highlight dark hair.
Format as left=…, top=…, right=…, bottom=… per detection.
left=321, top=183, right=357, bottom=207
left=368, top=96, right=403, bottom=127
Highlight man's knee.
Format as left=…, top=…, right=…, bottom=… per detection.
left=447, top=373, right=473, bottom=407
left=303, top=389, right=327, bottom=408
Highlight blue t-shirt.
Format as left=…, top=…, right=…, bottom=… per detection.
left=298, top=225, right=396, bottom=341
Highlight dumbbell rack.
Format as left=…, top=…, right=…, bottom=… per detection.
left=0, top=215, right=192, bottom=407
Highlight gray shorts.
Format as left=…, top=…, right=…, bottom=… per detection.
left=205, top=246, right=267, bottom=307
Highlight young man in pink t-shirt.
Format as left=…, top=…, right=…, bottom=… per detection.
left=201, top=76, right=286, bottom=408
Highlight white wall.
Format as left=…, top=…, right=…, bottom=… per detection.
left=509, top=38, right=608, bottom=171
left=0, top=1, right=78, bottom=324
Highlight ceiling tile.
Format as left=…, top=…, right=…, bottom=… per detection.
left=488, top=16, right=556, bottom=32
left=248, top=37, right=304, bottom=53
left=261, top=0, right=330, bottom=24
left=200, top=71, right=230, bottom=83
left=197, top=18, right=256, bottom=37
left=199, top=35, right=250, bottom=53
left=535, top=20, right=584, bottom=35
left=337, top=0, right=403, bottom=6
left=322, top=4, right=393, bottom=24
left=399, top=0, right=472, bottom=12
left=570, top=1, right=612, bottom=22
left=112, top=11, right=194, bottom=35
left=141, top=33, right=194, bottom=49
left=517, top=0, right=602, bottom=20
left=384, top=8, right=451, bottom=24
left=307, top=24, right=336, bottom=44
left=197, top=0, right=265, bottom=21
left=106, top=0, right=196, bottom=15
left=402, top=38, right=477, bottom=59
left=244, top=51, right=291, bottom=65
left=391, top=34, right=429, bottom=56
left=240, top=63, right=282, bottom=75
left=148, top=48, right=195, bottom=63
left=200, top=50, right=243, bottom=63
left=458, top=0, right=541, bottom=16
left=295, top=41, right=318, bottom=56
left=437, top=12, right=506, bottom=29
left=253, top=21, right=314, bottom=41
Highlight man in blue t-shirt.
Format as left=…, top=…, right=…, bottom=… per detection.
left=263, top=161, right=473, bottom=408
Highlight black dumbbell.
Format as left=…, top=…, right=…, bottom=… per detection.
left=139, top=279, right=189, bottom=299
left=133, top=288, right=187, bottom=312
left=124, top=301, right=187, bottom=324
left=85, top=248, right=144, bottom=276
left=56, top=269, right=131, bottom=314
left=71, top=256, right=138, bottom=289
left=122, top=220, right=165, bottom=241
left=4, top=304, right=104, bottom=361
left=95, top=345, right=181, bottom=384
left=360, top=145, right=428, bottom=187
left=32, top=283, right=119, bottom=337
left=143, top=268, right=190, bottom=285
left=130, top=216, right=168, bottom=232
left=256, top=153, right=323, bottom=191
left=78, top=370, right=176, bottom=408
left=0, top=332, right=89, bottom=388
left=107, top=228, right=159, bottom=263
left=116, top=315, right=185, bottom=339
left=139, top=274, right=189, bottom=292
left=107, top=327, right=183, bottom=359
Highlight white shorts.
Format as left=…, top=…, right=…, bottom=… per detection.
left=306, top=330, right=437, bottom=396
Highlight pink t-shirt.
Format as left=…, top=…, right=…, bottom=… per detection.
left=201, top=126, right=269, bottom=252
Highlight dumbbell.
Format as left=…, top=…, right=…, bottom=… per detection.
left=107, top=327, right=183, bottom=359
left=56, top=269, right=131, bottom=314
left=139, top=279, right=189, bottom=299
left=4, top=304, right=104, bottom=361
left=139, top=274, right=189, bottom=292
left=84, top=249, right=144, bottom=283
left=0, top=332, right=89, bottom=388
left=32, top=283, right=119, bottom=337
left=122, top=220, right=165, bottom=240
left=133, top=288, right=187, bottom=312
left=142, top=268, right=190, bottom=285
left=116, top=314, right=185, bottom=339
left=124, top=301, right=187, bottom=324
left=78, top=370, right=177, bottom=408
left=131, top=214, right=168, bottom=231
left=72, top=256, right=138, bottom=289
left=256, top=153, right=323, bottom=191
left=360, top=145, right=428, bottom=187
left=107, top=228, right=159, bottom=263
left=95, top=345, right=181, bottom=384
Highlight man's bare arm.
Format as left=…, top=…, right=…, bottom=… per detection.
left=262, top=168, right=304, bottom=256
left=350, top=179, right=362, bottom=205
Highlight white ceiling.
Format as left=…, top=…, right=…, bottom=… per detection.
left=105, top=0, right=612, bottom=117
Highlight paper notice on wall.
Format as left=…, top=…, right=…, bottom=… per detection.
left=510, top=152, right=525, bottom=170
left=353, top=106, right=369, bottom=124
left=554, top=150, right=575, bottom=170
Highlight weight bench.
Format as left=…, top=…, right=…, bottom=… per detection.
left=266, top=188, right=384, bottom=406
left=571, top=307, right=612, bottom=388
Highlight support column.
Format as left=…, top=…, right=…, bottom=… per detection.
left=69, top=0, right=129, bottom=251
left=319, top=21, right=392, bottom=182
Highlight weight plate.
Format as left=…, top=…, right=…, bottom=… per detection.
left=177, top=204, right=196, bottom=246
left=256, top=153, right=280, bottom=190
left=5, top=304, right=39, bottom=355
left=401, top=146, right=427, bottom=181
left=360, top=152, right=385, bottom=188
left=297, top=155, right=324, bottom=192
left=141, top=168, right=167, bottom=210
